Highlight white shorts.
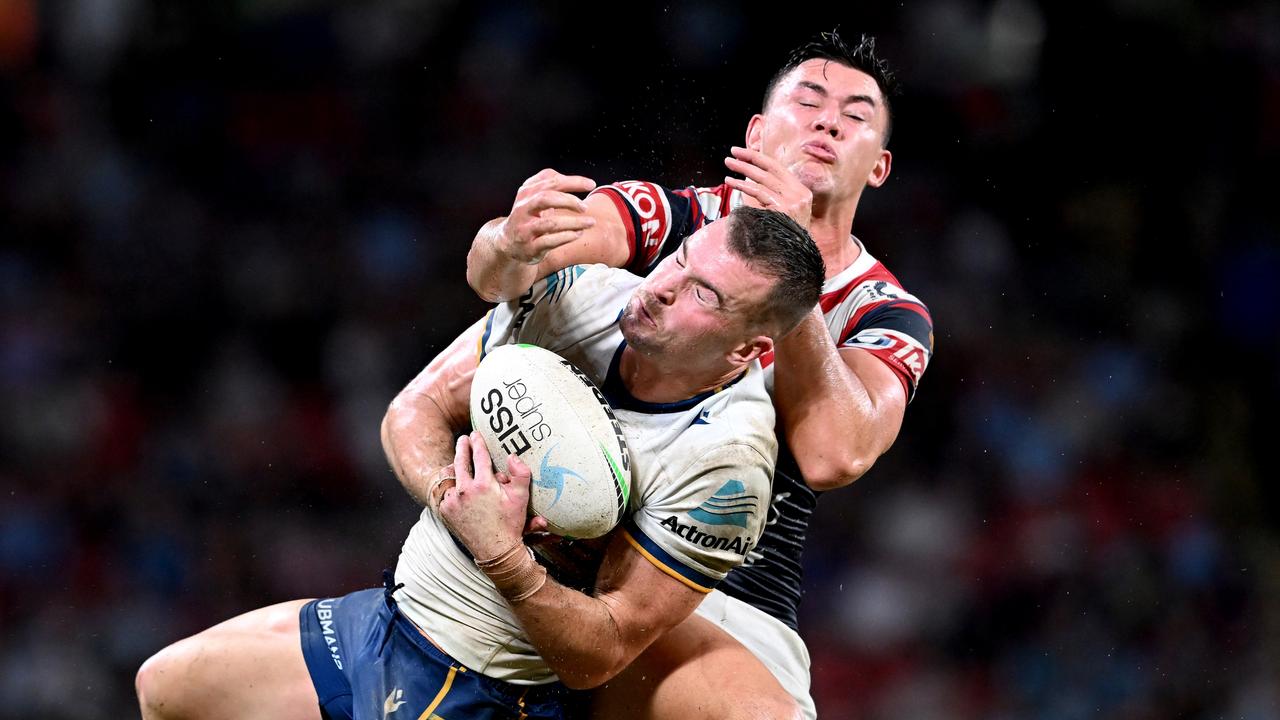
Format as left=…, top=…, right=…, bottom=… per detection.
left=693, top=589, right=816, bottom=720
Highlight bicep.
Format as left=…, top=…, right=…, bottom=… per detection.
left=532, top=193, right=631, bottom=276
left=839, top=346, right=907, bottom=436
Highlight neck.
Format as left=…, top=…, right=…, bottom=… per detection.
left=619, top=346, right=743, bottom=404
left=809, top=191, right=862, bottom=280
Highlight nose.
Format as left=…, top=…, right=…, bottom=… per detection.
left=651, top=275, right=677, bottom=305
left=812, top=106, right=842, bottom=139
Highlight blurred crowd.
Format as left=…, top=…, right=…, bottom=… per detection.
left=1, top=2, right=1276, bottom=718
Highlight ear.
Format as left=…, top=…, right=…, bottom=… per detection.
left=728, top=335, right=774, bottom=366
left=866, top=149, right=892, bottom=188
left=745, top=114, right=765, bottom=152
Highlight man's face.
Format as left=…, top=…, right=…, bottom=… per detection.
left=748, top=59, right=891, bottom=201
left=619, top=221, right=774, bottom=368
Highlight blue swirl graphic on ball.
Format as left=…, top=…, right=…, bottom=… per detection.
left=535, top=442, right=583, bottom=508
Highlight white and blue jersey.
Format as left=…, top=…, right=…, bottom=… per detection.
left=393, top=264, right=777, bottom=684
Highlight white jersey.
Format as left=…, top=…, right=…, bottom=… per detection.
left=394, top=264, right=777, bottom=684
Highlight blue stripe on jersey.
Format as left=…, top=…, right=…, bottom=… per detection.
left=850, top=302, right=934, bottom=349
left=478, top=309, right=496, bottom=360
left=622, top=521, right=717, bottom=594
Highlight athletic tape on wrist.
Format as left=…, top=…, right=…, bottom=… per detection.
left=426, top=465, right=457, bottom=511
left=475, top=542, right=547, bottom=602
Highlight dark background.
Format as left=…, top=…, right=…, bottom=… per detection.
left=1, top=2, right=1276, bottom=718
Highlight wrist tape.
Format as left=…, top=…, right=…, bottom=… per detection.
left=475, top=542, right=547, bottom=602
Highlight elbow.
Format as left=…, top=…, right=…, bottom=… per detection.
left=559, top=674, right=604, bottom=691
left=464, top=262, right=497, bottom=303
left=379, top=402, right=396, bottom=458
left=551, top=664, right=621, bottom=691
left=799, top=451, right=877, bottom=492
left=545, top=647, right=631, bottom=690
left=381, top=393, right=414, bottom=462
left=465, top=249, right=509, bottom=303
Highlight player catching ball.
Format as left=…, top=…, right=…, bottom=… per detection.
left=463, top=29, right=935, bottom=719
left=135, top=209, right=823, bottom=720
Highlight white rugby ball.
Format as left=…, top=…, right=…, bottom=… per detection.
left=470, top=344, right=631, bottom=539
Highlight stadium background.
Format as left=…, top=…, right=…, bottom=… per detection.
left=1, top=2, right=1276, bottom=718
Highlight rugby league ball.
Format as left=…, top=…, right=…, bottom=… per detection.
left=470, top=344, right=632, bottom=539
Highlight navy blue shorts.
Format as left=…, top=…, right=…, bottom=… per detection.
left=298, top=585, right=568, bottom=720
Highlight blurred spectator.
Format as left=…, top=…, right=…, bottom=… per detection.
left=0, top=3, right=1274, bottom=719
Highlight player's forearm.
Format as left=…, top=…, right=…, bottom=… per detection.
left=773, top=310, right=901, bottom=490
left=507, top=578, right=637, bottom=689
left=466, top=218, right=541, bottom=303
left=476, top=542, right=667, bottom=690
left=381, top=391, right=459, bottom=507
left=382, top=321, right=483, bottom=506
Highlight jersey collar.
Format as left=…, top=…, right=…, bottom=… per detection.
left=603, top=340, right=746, bottom=414
left=823, top=234, right=878, bottom=293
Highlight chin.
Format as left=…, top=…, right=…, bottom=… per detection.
left=619, top=317, right=657, bottom=356
left=793, top=165, right=835, bottom=195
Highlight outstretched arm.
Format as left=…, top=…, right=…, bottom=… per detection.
left=467, top=169, right=630, bottom=302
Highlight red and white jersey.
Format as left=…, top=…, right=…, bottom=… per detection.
left=592, top=180, right=932, bottom=402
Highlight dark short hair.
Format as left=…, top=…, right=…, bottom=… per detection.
left=724, top=207, right=825, bottom=336
left=762, top=29, right=900, bottom=147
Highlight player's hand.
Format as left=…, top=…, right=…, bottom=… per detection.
left=439, top=432, right=533, bottom=559
left=497, top=169, right=598, bottom=264
left=724, top=146, right=813, bottom=229
left=509, top=455, right=552, bottom=537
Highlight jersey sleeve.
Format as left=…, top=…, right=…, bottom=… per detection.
left=478, top=264, right=611, bottom=358
left=588, top=181, right=704, bottom=275
left=621, top=443, right=771, bottom=593
left=837, top=280, right=935, bottom=402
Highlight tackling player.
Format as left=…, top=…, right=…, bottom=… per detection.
left=134, top=208, right=823, bottom=720
left=463, top=30, right=934, bottom=719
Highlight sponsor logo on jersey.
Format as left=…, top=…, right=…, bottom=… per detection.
left=545, top=265, right=587, bottom=303
left=535, top=442, right=582, bottom=508
left=614, top=181, right=671, bottom=251
left=846, top=329, right=930, bottom=383
left=867, top=279, right=904, bottom=301
left=689, top=480, right=757, bottom=528
left=315, top=599, right=343, bottom=670
left=659, top=515, right=753, bottom=556
left=384, top=688, right=406, bottom=715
